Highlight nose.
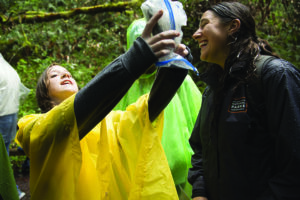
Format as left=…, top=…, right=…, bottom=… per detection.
left=192, top=28, right=202, bottom=40
left=61, top=73, right=71, bottom=79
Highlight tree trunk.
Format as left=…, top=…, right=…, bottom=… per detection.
left=1, top=1, right=140, bottom=26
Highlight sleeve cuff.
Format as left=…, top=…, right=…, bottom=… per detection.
left=121, top=37, right=157, bottom=79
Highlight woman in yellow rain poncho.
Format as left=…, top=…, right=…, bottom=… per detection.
left=15, top=11, right=191, bottom=200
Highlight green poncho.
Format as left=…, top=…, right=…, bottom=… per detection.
left=115, top=18, right=202, bottom=199
left=0, top=134, right=19, bottom=200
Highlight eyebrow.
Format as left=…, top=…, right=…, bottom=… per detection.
left=199, top=18, right=209, bottom=26
left=48, top=69, right=69, bottom=74
left=48, top=70, right=57, bottom=74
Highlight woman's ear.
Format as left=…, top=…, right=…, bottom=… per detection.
left=229, top=19, right=241, bottom=34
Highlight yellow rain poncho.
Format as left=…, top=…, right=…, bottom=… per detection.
left=16, top=94, right=178, bottom=200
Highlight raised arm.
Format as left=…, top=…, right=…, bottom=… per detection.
left=145, top=14, right=191, bottom=121
left=148, top=67, right=188, bottom=122
left=74, top=10, right=181, bottom=139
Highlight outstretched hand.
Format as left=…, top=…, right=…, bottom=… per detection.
left=141, top=10, right=181, bottom=58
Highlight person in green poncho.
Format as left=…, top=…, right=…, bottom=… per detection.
left=114, top=18, right=202, bottom=199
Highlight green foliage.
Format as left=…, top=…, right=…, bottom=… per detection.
left=1, top=0, right=140, bottom=118
left=246, top=0, right=300, bottom=67
left=10, top=155, right=27, bottom=173
left=1, top=0, right=299, bottom=115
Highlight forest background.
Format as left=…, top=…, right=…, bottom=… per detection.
left=1, top=0, right=300, bottom=117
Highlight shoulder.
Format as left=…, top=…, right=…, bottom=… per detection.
left=18, top=114, right=42, bottom=130
left=16, top=114, right=42, bottom=152
left=262, top=57, right=299, bottom=74
left=262, top=58, right=300, bottom=80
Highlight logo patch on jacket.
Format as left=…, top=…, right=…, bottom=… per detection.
left=228, top=97, right=247, bottom=113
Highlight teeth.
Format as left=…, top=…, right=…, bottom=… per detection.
left=199, top=41, right=208, bottom=47
left=62, top=81, right=71, bottom=85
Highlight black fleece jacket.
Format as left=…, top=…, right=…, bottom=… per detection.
left=188, top=58, right=300, bottom=200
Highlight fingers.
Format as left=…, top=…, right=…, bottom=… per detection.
left=148, top=30, right=180, bottom=58
left=174, top=44, right=189, bottom=57
left=141, top=10, right=179, bottom=42
left=151, top=39, right=175, bottom=58
left=141, top=10, right=164, bottom=39
left=175, top=44, right=186, bottom=52
left=148, top=30, right=180, bottom=46
left=140, top=10, right=180, bottom=59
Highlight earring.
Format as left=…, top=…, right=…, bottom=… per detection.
left=237, top=51, right=242, bottom=59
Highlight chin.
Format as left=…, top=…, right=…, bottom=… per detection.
left=200, top=56, right=208, bottom=62
left=64, top=90, right=77, bottom=98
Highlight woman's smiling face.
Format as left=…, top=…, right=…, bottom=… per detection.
left=193, top=10, right=231, bottom=68
left=47, top=65, right=78, bottom=105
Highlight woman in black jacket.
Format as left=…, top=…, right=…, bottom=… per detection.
left=188, top=2, right=300, bottom=200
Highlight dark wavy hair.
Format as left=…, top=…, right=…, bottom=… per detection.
left=202, top=2, right=279, bottom=134
left=208, top=1, right=278, bottom=84
left=36, top=63, right=57, bottom=113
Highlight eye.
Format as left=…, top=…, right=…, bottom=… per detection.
left=50, top=74, right=57, bottom=78
left=200, top=22, right=208, bottom=29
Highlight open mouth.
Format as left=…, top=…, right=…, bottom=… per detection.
left=61, top=80, right=72, bottom=85
left=199, top=40, right=208, bottom=48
